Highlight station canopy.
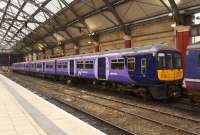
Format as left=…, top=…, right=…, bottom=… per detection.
left=0, top=0, right=199, bottom=53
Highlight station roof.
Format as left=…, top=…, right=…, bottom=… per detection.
left=0, top=0, right=200, bottom=54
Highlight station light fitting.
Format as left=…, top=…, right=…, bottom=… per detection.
left=168, top=12, right=173, bottom=17
left=88, top=41, right=92, bottom=44
left=171, top=23, right=176, bottom=28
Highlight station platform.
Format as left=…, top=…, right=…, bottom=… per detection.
left=0, top=74, right=106, bottom=135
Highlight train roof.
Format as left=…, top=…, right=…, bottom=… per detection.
left=17, top=44, right=177, bottom=63
left=187, top=43, right=200, bottom=49
left=58, top=44, right=177, bottom=60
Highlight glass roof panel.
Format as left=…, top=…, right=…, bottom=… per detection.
left=2, top=23, right=10, bottom=29
left=7, top=32, right=14, bottom=37
left=8, top=6, right=19, bottom=16
left=23, top=2, right=38, bottom=15
left=10, top=0, right=24, bottom=8
left=0, top=0, right=75, bottom=50
left=0, top=12, right=3, bottom=18
left=45, top=0, right=64, bottom=14
left=66, top=0, right=74, bottom=4
left=27, top=23, right=39, bottom=30
left=35, top=0, right=47, bottom=5
left=15, top=36, right=21, bottom=41
left=0, top=1, right=7, bottom=10
left=22, top=28, right=31, bottom=35
left=34, top=11, right=49, bottom=22
left=13, top=21, right=23, bottom=28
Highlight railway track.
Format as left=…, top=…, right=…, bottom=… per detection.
left=5, top=73, right=200, bottom=135
left=59, top=90, right=200, bottom=135
left=36, top=83, right=200, bottom=135
left=35, top=88, right=135, bottom=135
left=4, top=73, right=135, bottom=135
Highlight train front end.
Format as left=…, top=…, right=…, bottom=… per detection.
left=156, top=50, right=183, bottom=98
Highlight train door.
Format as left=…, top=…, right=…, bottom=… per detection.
left=98, top=57, right=106, bottom=79
left=43, top=62, right=45, bottom=73
left=138, top=55, right=151, bottom=80
left=70, top=60, right=74, bottom=76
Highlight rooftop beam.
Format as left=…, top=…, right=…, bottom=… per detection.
left=102, top=0, right=130, bottom=35
left=9, top=0, right=51, bottom=44
left=24, top=0, right=129, bottom=49
left=0, top=1, right=29, bottom=44
left=0, top=0, right=11, bottom=28
left=167, top=0, right=184, bottom=25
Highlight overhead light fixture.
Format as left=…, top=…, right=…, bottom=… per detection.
left=88, top=41, right=92, bottom=44
left=168, top=12, right=173, bottom=17
left=171, top=23, right=176, bottom=28
left=38, top=47, right=43, bottom=50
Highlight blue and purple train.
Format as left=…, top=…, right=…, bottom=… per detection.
left=185, top=43, right=200, bottom=102
left=12, top=44, right=183, bottom=100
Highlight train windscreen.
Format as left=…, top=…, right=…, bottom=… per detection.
left=157, top=52, right=182, bottom=69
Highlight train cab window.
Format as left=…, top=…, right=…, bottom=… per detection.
left=166, top=53, right=173, bottom=68
left=141, top=58, right=146, bottom=75
left=197, top=55, right=200, bottom=67
left=127, top=57, right=135, bottom=71
left=85, top=61, right=94, bottom=69
left=157, top=53, right=165, bottom=68
left=77, top=61, right=84, bottom=69
left=111, top=58, right=124, bottom=70
left=174, top=53, right=182, bottom=68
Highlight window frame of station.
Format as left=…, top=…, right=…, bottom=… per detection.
left=111, top=58, right=125, bottom=70
left=57, top=61, right=68, bottom=69
left=127, top=56, right=136, bottom=71
left=76, top=60, right=94, bottom=69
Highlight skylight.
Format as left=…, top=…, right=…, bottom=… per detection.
left=0, top=0, right=74, bottom=50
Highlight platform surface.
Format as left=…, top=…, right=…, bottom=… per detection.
left=0, top=74, right=106, bottom=135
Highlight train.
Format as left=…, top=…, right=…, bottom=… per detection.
left=11, top=44, right=183, bottom=100
left=185, top=43, right=200, bottom=102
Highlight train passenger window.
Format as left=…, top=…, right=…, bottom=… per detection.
left=57, top=64, right=62, bottom=68
left=63, top=62, right=68, bottom=68
left=111, top=58, right=124, bottom=70
left=77, top=61, right=84, bottom=69
left=37, top=64, right=42, bottom=68
left=166, top=53, right=173, bottom=68
left=127, top=57, right=135, bottom=71
left=85, top=61, right=94, bottom=69
left=46, top=65, right=53, bottom=68
left=49, top=65, right=53, bottom=68
left=141, top=58, right=146, bottom=75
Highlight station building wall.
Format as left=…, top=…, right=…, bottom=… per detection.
left=25, top=19, right=175, bottom=60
